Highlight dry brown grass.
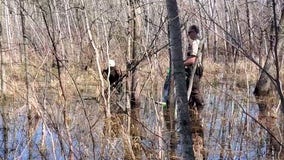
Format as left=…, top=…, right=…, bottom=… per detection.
left=5, top=53, right=283, bottom=108
left=202, top=58, right=263, bottom=90
left=3, top=51, right=284, bottom=159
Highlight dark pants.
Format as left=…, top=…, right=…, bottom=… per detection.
left=185, top=66, right=204, bottom=111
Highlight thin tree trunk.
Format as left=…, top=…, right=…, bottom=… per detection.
left=277, top=4, right=284, bottom=157
left=210, top=0, right=218, bottom=62
left=278, top=3, right=284, bottom=67
left=254, top=1, right=284, bottom=158
left=166, top=0, right=194, bottom=158
left=245, top=0, right=252, bottom=53
left=0, top=13, right=4, bottom=94
left=20, top=1, right=31, bottom=158
left=127, top=0, right=143, bottom=159
left=233, top=0, right=241, bottom=63
left=0, top=5, right=8, bottom=159
left=274, top=3, right=284, bottom=113
left=4, top=0, right=11, bottom=58
left=254, top=46, right=275, bottom=112
left=223, top=0, right=230, bottom=63
left=82, top=1, right=103, bottom=157
left=53, top=0, right=66, bottom=63
left=64, top=0, right=74, bottom=58
left=254, top=1, right=279, bottom=113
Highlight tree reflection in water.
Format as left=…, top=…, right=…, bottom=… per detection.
left=1, top=82, right=284, bottom=159
left=203, top=84, right=284, bottom=159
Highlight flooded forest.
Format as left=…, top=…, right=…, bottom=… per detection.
left=0, top=0, right=283, bottom=159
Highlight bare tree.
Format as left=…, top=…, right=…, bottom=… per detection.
left=127, top=0, right=143, bottom=158
left=165, top=0, right=195, bottom=159
left=254, top=1, right=284, bottom=114
left=0, top=3, right=8, bottom=160
left=18, top=1, right=33, bottom=159
left=0, top=7, right=4, bottom=94
left=278, top=3, right=284, bottom=66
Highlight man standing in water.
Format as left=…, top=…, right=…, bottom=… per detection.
left=184, top=25, right=206, bottom=159
left=184, top=25, right=204, bottom=111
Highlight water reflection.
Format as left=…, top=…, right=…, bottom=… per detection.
left=203, top=83, right=283, bottom=159
left=0, top=112, right=69, bottom=159
left=0, top=82, right=283, bottom=159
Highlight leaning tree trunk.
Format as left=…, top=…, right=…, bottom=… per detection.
left=254, top=1, right=284, bottom=158
left=165, top=0, right=195, bottom=159
left=254, top=1, right=283, bottom=114
left=253, top=50, right=275, bottom=113
left=254, top=48, right=283, bottom=159
left=253, top=10, right=277, bottom=157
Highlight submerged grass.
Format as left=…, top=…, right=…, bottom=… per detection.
left=1, top=53, right=284, bottom=159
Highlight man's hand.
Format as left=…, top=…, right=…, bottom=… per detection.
left=184, top=56, right=197, bottom=66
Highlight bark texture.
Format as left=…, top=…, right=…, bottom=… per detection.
left=165, top=0, right=195, bottom=158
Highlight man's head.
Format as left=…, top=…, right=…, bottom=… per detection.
left=188, top=25, right=199, bottom=40
left=108, top=59, right=116, bottom=67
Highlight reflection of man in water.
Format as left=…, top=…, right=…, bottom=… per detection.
left=102, top=59, right=122, bottom=93
left=184, top=25, right=204, bottom=111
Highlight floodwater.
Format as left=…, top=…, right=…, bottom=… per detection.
left=0, top=82, right=282, bottom=160
left=202, top=83, right=282, bottom=160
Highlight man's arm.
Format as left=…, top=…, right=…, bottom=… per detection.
left=184, top=55, right=197, bottom=66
